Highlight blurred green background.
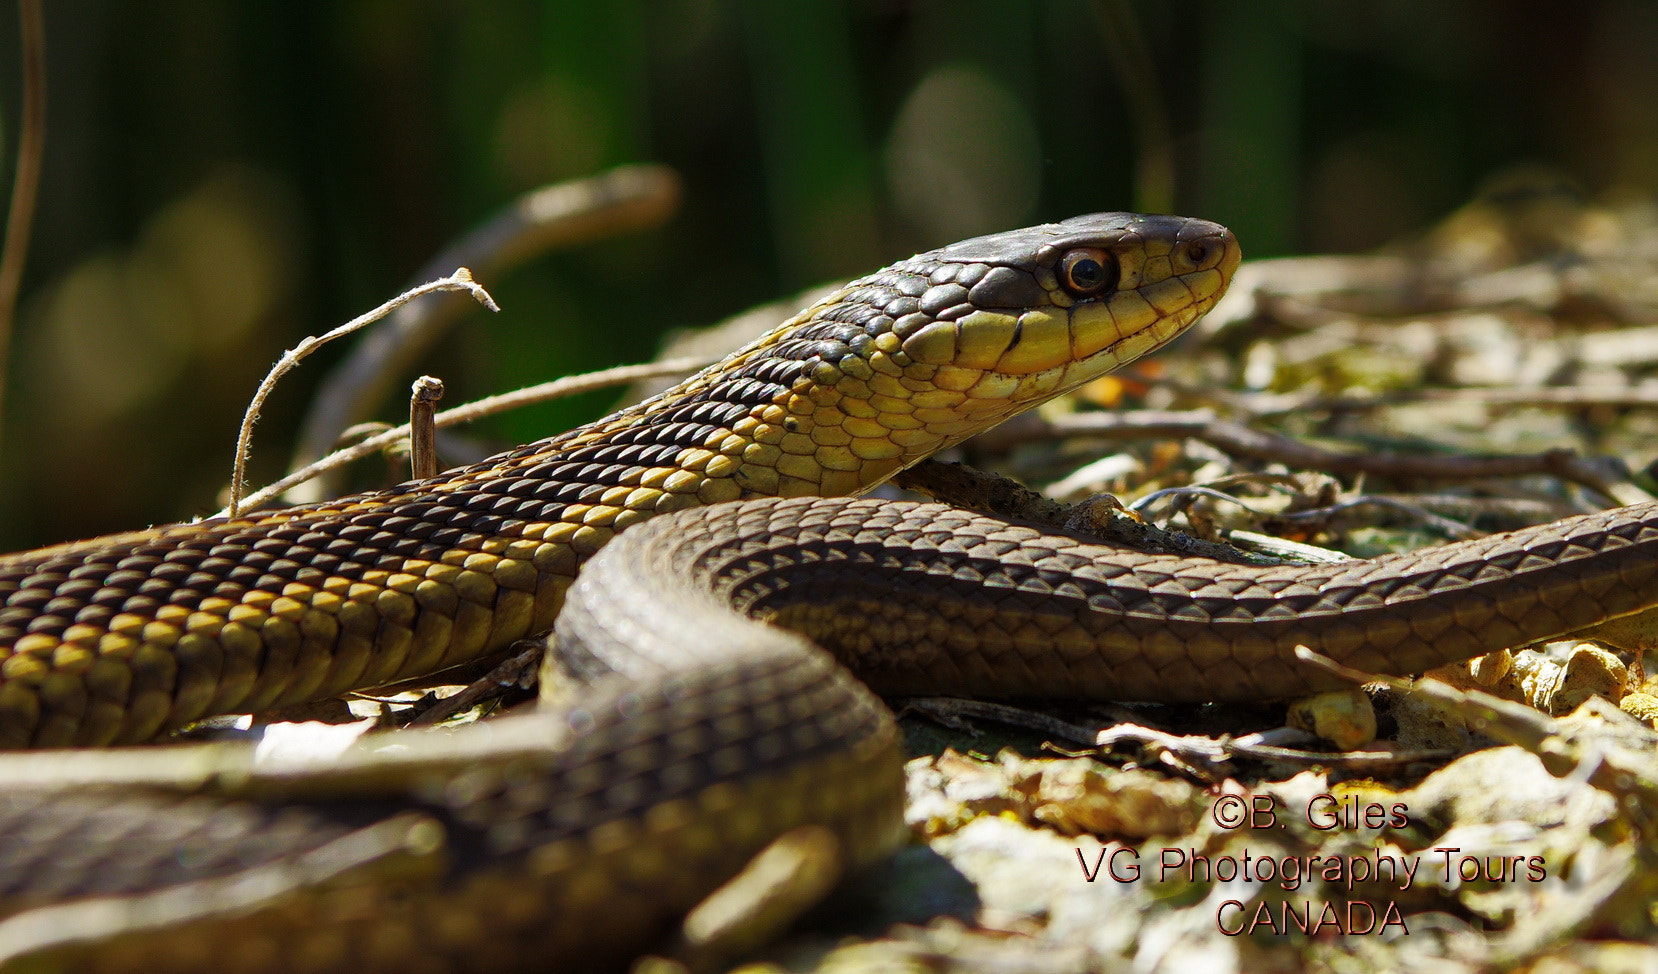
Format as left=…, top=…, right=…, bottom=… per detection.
left=0, top=0, right=1654, bottom=548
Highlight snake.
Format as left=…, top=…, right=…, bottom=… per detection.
left=0, top=211, right=1651, bottom=972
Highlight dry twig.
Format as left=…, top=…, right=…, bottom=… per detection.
left=978, top=409, right=1643, bottom=505
left=226, top=270, right=497, bottom=517
left=289, top=164, right=681, bottom=496
left=223, top=354, right=713, bottom=517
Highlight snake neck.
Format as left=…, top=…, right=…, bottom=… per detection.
left=504, top=271, right=1031, bottom=504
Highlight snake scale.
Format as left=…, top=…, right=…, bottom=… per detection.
left=0, top=212, right=1653, bottom=971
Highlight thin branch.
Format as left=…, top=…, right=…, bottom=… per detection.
left=221, top=354, right=715, bottom=518
left=1243, top=383, right=1658, bottom=420
left=975, top=409, right=1646, bottom=506
left=1094, top=721, right=1453, bottom=768
left=901, top=697, right=1106, bottom=746
left=404, top=643, right=541, bottom=727
left=0, top=0, right=46, bottom=447
left=1133, top=484, right=1484, bottom=541
left=289, top=164, right=681, bottom=491
left=227, top=270, right=497, bottom=517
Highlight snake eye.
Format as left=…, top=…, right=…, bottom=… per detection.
left=1058, top=247, right=1117, bottom=297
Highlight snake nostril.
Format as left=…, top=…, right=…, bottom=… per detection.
left=1182, top=240, right=1210, bottom=267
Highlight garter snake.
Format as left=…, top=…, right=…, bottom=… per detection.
left=0, top=211, right=1647, bottom=971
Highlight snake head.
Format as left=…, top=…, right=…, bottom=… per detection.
left=894, top=212, right=1240, bottom=399
left=684, top=213, right=1239, bottom=498
left=810, top=212, right=1240, bottom=479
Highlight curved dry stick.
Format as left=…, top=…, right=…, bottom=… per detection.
left=225, top=355, right=714, bottom=517
left=287, top=164, right=681, bottom=499
left=227, top=271, right=497, bottom=517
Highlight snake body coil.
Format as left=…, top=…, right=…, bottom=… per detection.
left=4, top=209, right=1657, bottom=970
left=7, top=208, right=1658, bottom=971
left=0, top=214, right=1243, bottom=971
left=0, top=214, right=1234, bottom=749
left=8, top=211, right=1655, bottom=970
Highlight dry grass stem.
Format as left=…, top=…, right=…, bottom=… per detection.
left=290, top=164, right=681, bottom=488
left=222, top=354, right=714, bottom=518
left=226, top=269, right=497, bottom=517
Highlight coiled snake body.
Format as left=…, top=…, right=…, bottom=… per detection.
left=0, top=213, right=1651, bottom=971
